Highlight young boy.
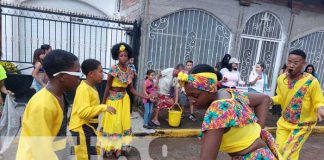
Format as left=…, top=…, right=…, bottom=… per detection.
left=69, top=59, right=115, bottom=160
left=127, top=57, right=137, bottom=76
left=16, top=50, right=81, bottom=159
left=178, top=60, right=196, bottom=121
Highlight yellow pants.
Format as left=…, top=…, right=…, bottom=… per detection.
left=70, top=124, right=99, bottom=160
left=276, top=118, right=314, bottom=160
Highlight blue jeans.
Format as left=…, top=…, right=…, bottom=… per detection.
left=144, top=102, right=153, bottom=126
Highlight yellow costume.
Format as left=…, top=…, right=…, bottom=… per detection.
left=273, top=73, right=324, bottom=160
left=16, top=89, right=68, bottom=160
left=101, top=64, right=133, bottom=153
left=178, top=72, right=281, bottom=159
left=69, top=81, right=107, bottom=160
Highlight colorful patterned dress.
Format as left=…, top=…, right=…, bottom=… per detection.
left=202, top=89, right=281, bottom=160
left=100, top=64, right=134, bottom=153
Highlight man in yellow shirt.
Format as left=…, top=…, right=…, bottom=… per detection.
left=272, top=49, right=324, bottom=160
left=69, top=59, right=115, bottom=160
left=16, top=50, right=81, bottom=160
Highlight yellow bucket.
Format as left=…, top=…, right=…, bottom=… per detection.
left=168, top=103, right=183, bottom=127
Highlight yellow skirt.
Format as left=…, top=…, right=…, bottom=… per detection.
left=100, top=91, right=132, bottom=152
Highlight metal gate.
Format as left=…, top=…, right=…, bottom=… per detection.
left=147, top=8, right=232, bottom=70
left=0, top=2, right=140, bottom=70
left=290, top=31, right=324, bottom=84
left=238, top=12, right=283, bottom=89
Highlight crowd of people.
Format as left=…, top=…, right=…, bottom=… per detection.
left=0, top=42, right=323, bottom=159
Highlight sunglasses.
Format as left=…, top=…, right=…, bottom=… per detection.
left=53, top=71, right=83, bottom=78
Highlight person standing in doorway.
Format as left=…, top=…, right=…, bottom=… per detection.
left=220, top=57, right=245, bottom=88
left=248, top=62, right=268, bottom=93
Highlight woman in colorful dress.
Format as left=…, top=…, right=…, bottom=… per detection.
left=177, top=64, right=282, bottom=160
left=100, top=43, right=148, bottom=158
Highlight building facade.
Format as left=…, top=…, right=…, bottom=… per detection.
left=120, top=0, right=324, bottom=95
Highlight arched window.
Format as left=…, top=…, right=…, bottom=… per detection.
left=238, top=12, right=284, bottom=90
left=147, top=9, right=232, bottom=70
left=290, top=31, right=324, bottom=84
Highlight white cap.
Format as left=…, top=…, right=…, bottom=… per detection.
left=229, top=58, right=240, bottom=64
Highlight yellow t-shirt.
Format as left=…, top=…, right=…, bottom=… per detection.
left=69, top=81, right=106, bottom=130
left=0, top=65, right=7, bottom=81
left=273, top=73, right=324, bottom=124
left=16, top=89, right=66, bottom=160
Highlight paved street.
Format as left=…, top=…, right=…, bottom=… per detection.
left=117, top=135, right=324, bottom=160
left=2, top=135, right=323, bottom=160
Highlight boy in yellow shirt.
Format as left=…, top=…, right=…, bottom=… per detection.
left=69, top=59, right=115, bottom=160
left=16, top=50, right=81, bottom=160
left=272, top=49, right=324, bottom=160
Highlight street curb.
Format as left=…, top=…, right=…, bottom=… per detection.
left=137, top=126, right=324, bottom=138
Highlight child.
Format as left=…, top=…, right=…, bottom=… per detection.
left=31, top=48, right=47, bottom=92
left=0, top=51, right=13, bottom=117
left=41, top=44, right=52, bottom=55
left=127, top=57, right=137, bottom=76
left=142, top=70, right=157, bottom=129
left=101, top=43, right=147, bottom=158
left=69, top=59, right=116, bottom=160
left=178, top=64, right=281, bottom=160
left=127, top=57, right=137, bottom=115
left=16, top=49, right=81, bottom=159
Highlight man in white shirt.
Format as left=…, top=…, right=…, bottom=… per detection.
left=151, top=64, right=185, bottom=126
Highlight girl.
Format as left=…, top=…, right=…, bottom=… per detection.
left=248, top=62, right=268, bottom=93
left=219, top=57, right=245, bottom=88
left=304, top=64, right=319, bottom=80
left=100, top=43, right=148, bottom=158
left=142, top=69, right=156, bottom=129
left=178, top=64, right=281, bottom=160
left=41, top=44, right=52, bottom=55
left=31, top=48, right=46, bottom=92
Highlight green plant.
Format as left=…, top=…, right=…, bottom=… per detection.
left=0, top=61, right=20, bottom=74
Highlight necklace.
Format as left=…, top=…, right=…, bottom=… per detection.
left=117, top=63, right=127, bottom=72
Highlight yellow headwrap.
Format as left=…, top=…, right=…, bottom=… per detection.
left=178, top=71, right=218, bottom=93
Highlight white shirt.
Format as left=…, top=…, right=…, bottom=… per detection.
left=158, top=68, right=177, bottom=96
left=249, top=72, right=267, bottom=93
left=220, top=68, right=245, bottom=87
